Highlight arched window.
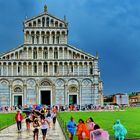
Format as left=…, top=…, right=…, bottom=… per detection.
left=33, top=49, right=37, bottom=59
left=46, top=17, right=49, bottom=26
left=52, top=36, right=55, bottom=44
left=44, top=63, right=48, bottom=73
left=33, top=21, right=36, bottom=27
left=18, top=66, right=20, bottom=73
left=56, top=36, right=59, bottom=44
left=54, top=50, right=58, bottom=59
left=54, top=64, right=57, bottom=73
left=42, top=17, right=45, bottom=27
left=44, top=50, right=48, bottom=59
left=34, top=63, right=37, bottom=73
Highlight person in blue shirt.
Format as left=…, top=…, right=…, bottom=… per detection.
left=67, top=116, right=77, bottom=140
left=113, top=119, right=127, bottom=140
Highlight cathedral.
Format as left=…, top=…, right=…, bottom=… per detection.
left=0, top=5, right=103, bottom=107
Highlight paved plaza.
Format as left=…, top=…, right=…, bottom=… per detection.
left=0, top=119, right=65, bottom=140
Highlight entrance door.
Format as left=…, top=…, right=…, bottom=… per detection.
left=40, top=91, right=51, bottom=105
left=14, top=96, right=22, bottom=106
left=69, top=95, right=77, bottom=105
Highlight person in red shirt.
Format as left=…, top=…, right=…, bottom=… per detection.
left=15, top=110, right=23, bottom=132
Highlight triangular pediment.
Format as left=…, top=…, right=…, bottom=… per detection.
left=24, top=12, right=67, bottom=28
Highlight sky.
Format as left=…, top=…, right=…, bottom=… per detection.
left=0, top=0, right=140, bottom=95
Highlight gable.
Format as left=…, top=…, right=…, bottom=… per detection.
left=24, top=13, right=67, bottom=28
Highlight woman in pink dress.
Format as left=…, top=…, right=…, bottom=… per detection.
left=86, top=117, right=95, bottom=134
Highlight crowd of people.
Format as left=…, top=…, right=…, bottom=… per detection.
left=15, top=106, right=57, bottom=140
left=66, top=117, right=127, bottom=140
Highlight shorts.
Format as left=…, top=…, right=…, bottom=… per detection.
left=41, top=129, right=47, bottom=136
left=53, top=117, right=56, bottom=124
left=33, top=128, right=39, bottom=133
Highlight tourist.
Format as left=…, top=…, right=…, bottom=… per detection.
left=46, top=109, right=51, bottom=128
left=76, top=119, right=89, bottom=140
left=67, top=116, right=77, bottom=140
left=40, top=115, right=49, bottom=140
left=33, top=118, right=40, bottom=140
left=113, top=119, right=127, bottom=140
left=25, top=112, right=31, bottom=130
left=86, top=117, right=95, bottom=133
left=52, top=111, right=57, bottom=129
left=90, top=124, right=109, bottom=140
left=15, top=110, right=23, bottom=132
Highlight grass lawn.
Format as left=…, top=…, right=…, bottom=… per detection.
left=57, top=107, right=140, bottom=139
left=0, top=113, right=17, bottom=130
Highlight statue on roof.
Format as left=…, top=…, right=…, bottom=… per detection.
left=44, top=4, right=47, bottom=12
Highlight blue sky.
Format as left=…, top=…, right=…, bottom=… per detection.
left=0, top=0, right=140, bottom=95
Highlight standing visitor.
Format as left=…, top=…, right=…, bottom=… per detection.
left=86, top=117, right=95, bottom=134
left=67, top=116, right=77, bottom=140
left=40, top=115, right=49, bottom=140
left=113, top=120, right=127, bottom=140
left=25, top=112, right=31, bottom=130
left=15, top=110, right=23, bottom=132
left=76, top=119, right=89, bottom=140
left=52, top=112, right=57, bottom=129
left=33, top=118, right=40, bottom=140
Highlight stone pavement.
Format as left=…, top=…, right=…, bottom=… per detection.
left=0, top=119, right=66, bottom=140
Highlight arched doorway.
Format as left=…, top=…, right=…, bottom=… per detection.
left=39, top=80, right=52, bottom=106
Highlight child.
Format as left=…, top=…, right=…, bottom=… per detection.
left=33, top=118, right=40, bottom=140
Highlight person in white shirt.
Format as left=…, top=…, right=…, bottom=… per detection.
left=40, top=115, right=49, bottom=140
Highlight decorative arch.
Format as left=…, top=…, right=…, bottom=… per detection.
left=39, top=78, right=53, bottom=87
left=55, top=78, right=65, bottom=105
left=68, top=78, right=80, bottom=85
left=26, top=79, right=36, bottom=105
left=0, top=79, right=10, bottom=106
left=14, top=85, right=22, bottom=93
left=81, top=78, right=93, bottom=105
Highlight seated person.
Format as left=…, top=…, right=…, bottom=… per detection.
left=90, top=124, right=109, bottom=140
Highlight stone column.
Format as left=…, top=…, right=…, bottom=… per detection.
left=22, top=63, right=23, bottom=76
left=52, top=62, right=54, bottom=76
left=87, top=63, right=89, bottom=75
left=32, top=62, right=34, bottom=76
left=27, top=63, right=29, bottom=76
left=24, top=84, right=27, bottom=105
left=73, top=63, right=74, bottom=75
left=42, top=62, right=44, bottom=76
left=31, top=47, right=33, bottom=59
left=78, top=63, right=79, bottom=75
left=58, top=47, right=60, bottom=59
left=82, top=62, right=84, bottom=76
left=52, top=47, right=54, bottom=59
left=9, top=84, right=12, bottom=107
left=39, top=33, right=42, bottom=44
left=48, top=47, right=50, bottom=59
left=42, top=48, right=44, bottom=59
left=36, top=83, right=39, bottom=104
left=37, top=62, right=38, bottom=76
left=6, top=63, right=8, bottom=76
left=64, top=83, right=68, bottom=105
left=16, top=63, right=18, bottom=76
left=63, top=63, right=65, bottom=75
left=48, top=62, right=50, bottom=76
left=63, top=48, right=64, bottom=59
left=11, top=62, right=14, bottom=76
